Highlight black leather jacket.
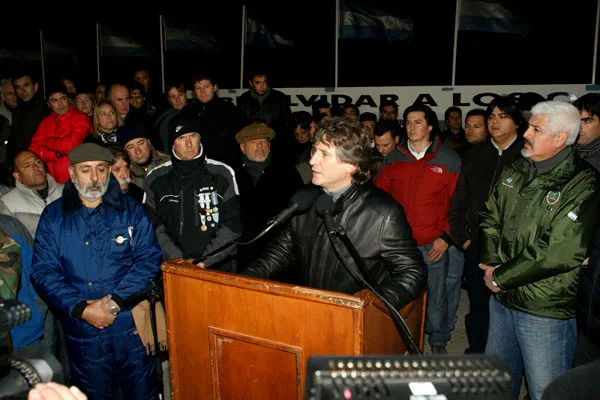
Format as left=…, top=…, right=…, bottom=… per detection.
left=242, top=183, right=427, bottom=309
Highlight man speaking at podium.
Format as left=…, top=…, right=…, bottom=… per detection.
left=240, top=117, right=426, bottom=310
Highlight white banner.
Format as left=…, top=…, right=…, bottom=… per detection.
left=220, top=84, right=597, bottom=120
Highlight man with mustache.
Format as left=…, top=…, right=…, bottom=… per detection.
left=447, top=96, right=525, bottom=354
left=479, top=101, right=600, bottom=400
left=30, top=143, right=162, bottom=399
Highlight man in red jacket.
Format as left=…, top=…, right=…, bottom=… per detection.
left=29, top=82, right=92, bottom=184
left=375, top=104, right=461, bottom=354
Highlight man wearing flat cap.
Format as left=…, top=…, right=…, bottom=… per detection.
left=117, top=122, right=169, bottom=190
left=234, top=122, right=303, bottom=272
left=30, top=143, right=163, bottom=399
left=144, top=117, right=241, bottom=271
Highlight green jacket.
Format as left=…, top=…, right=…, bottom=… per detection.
left=480, top=149, right=600, bottom=319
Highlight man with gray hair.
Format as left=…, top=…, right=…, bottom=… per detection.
left=479, top=100, right=600, bottom=400
left=30, top=143, right=162, bottom=399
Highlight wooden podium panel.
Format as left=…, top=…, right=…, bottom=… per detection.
left=162, top=259, right=425, bottom=400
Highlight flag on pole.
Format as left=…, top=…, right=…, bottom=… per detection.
left=100, top=26, right=148, bottom=56
left=246, top=14, right=294, bottom=48
left=164, top=18, right=219, bottom=51
left=459, top=0, right=528, bottom=35
left=339, top=0, right=413, bottom=41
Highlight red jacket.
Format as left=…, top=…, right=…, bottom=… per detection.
left=375, top=137, right=461, bottom=246
left=29, top=105, right=92, bottom=183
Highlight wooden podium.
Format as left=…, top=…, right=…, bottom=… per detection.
left=162, top=259, right=426, bottom=400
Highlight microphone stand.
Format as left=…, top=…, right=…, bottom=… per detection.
left=324, top=222, right=422, bottom=355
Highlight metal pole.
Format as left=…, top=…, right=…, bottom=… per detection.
left=39, top=31, right=46, bottom=98
left=240, top=5, right=247, bottom=89
left=335, top=0, right=340, bottom=88
left=592, top=0, right=600, bottom=84
left=159, top=15, right=166, bottom=92
left=451, top=0, right=462, bottom=86
left=96, top=23, right=101, bottom=83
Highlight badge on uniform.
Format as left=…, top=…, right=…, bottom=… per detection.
left=546, top=191, right=561, bottom=205
left=502, top=177, right=514, bottom=188
left=113, top=235, right=128, bottom=246
left=197, top=187, right=220, bottom=232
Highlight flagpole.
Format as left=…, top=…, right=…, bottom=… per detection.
left=240, top=5, right=247, bottom=89
left=39, top=30, right=46, bottom=98
left=451, top=0, right=461, bottom=86
left=96, top=23, right=101, bottom=84
left=159, top=15, right=166, bottom=93
left=335, top=0, right=340, bottom=88
left=592, top=0, right=600, bottom=84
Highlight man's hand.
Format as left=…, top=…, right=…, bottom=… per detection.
left=28, top=382, right=87, bottom=400
left=462, top=239, right=471, bottom=250
left=479, top=263, right=503, bottom=293
left=426, top=238, right=449, bottom=262
left=186, top=258, right=206, bottom=269
left=81, top=295, right=116, bottom=329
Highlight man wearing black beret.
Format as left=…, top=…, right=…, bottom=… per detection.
left=116, top=122, right=170, bottom=190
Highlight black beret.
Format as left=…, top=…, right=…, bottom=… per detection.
left=116, top=123, right=150, bottom=146
left=68, top=143, right=115, bottom=164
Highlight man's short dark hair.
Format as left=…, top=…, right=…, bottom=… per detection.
left=107, top=143, right=131, bottom=166
left=130, top=82, right=146, bottom=95
left=485, top=96, right=526, bottom=134
left=45, top=81, right=68, bottom=99
left=247, top=68, right=269, bottom=82
left=465, top=108, right=486, bottom=120
left=313, top=117, right=381, bottom=185
left=359, top=112, right=377, bottom=123
left=166, top=82, right=186, bottom=94
left=312, top=99, right=331, bottom=112
left=379, top=100, right=398, bottom=113
left=13, top=72, right=38, bottom=85
left=293, top=111, right=312, bottom=131
left=403, top=104, right=440, bottom=137
left=444, top=106, right=462, bottom=121
left=374, top=120, right=402, bottom=139
left=573, top=93, right=600, bottom=118
left=192, top=73, right=217, bottom=87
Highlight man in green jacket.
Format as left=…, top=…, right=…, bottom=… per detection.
left=479, top=100, right=600, bottom=400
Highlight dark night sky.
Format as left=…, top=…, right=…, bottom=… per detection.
left=2, top=1, right=599, bottom=90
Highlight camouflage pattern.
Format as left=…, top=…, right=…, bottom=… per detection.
left=0, top=228, right=21, bottom=299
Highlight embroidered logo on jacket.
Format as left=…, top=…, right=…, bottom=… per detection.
left=430, top=166, right=443, bottom=174
left=502, top=177, right=514, bottom=188
left=546, top=191, right=561, bottom=205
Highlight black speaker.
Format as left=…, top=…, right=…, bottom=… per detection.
left=304, top=354, right=512, bottom=400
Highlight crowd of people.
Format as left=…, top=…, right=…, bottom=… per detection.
left=1, top=66, right=599, bottom=400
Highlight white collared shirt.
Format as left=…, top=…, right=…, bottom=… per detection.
left=491, top=135, right=518, bottom=155
left=408, top=141, right=432, bottom=160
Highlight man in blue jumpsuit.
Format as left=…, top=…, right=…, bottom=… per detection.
left=31, top=143, right=162, bottom=399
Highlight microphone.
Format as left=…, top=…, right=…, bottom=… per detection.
left=315, top=194, right=337, bottom=236
left=0, top=300, right=31, bottom=332
left=266, top=189, right=319, bottom=229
